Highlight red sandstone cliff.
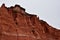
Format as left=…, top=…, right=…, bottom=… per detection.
left=0, top=4, right=60, bottom=40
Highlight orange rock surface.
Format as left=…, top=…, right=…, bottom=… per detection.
left=0, top=4, right=60, bottom=40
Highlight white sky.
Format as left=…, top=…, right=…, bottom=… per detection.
left=0, top=0, right=60, bottom=29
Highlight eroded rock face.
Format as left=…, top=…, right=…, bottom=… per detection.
left=0, top=4, right=60, bottom=40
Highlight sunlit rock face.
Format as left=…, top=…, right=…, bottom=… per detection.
left=0, top=4, right=60, bottom=40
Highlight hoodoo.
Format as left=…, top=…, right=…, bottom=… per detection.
left=0, top=4, right=60, bottom=40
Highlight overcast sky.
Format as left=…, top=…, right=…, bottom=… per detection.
left=0, top=0, right=60, bottom=29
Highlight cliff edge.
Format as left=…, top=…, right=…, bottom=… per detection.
left=0, top=4, right=60, bottom=40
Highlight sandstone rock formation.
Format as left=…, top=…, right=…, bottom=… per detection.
left=0, top=4, right=60, bottom=40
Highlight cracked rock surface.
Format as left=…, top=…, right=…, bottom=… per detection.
left=0, top=4, right=60, bottom=40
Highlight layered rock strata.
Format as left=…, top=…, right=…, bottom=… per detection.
left=0, top=4, right=60, bottom=40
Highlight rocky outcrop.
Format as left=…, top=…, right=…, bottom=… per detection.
left=0, top=4, right=60, bottom=40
